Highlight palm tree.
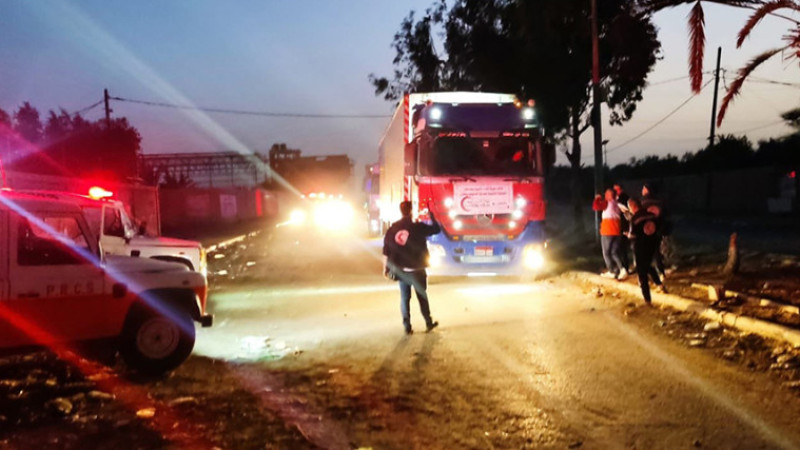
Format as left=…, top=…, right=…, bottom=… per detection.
left=639, top=1, right=765, bottom=92
left=718, top=1, right=800, bottom=125
left=641, top=0, right=800, bottom=125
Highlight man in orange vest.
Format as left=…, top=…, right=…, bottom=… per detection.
left=593, top=188, right=628, bottom=280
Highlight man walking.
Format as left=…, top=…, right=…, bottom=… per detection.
left=641, top=183, right=671, bottom=279
left=592, top=188, right=627, bottom=280
left=383, top=201, right=441, bottom=335
left=627, top=198, right=666, bottom=305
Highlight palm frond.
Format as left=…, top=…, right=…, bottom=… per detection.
left=737, top=0, right=796, bottom=47
left=688, top=1, right=706, bottom=92
left=639, top=0, right=764, bottom=13
left=717, top=47, right=784, bottom=125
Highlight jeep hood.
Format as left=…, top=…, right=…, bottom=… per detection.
left=131, top=235, right=201, bottom=248
left=104, top=255, right=191, bottom=274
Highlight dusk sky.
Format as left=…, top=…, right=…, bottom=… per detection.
left=1, top=1, right=798, bottom=170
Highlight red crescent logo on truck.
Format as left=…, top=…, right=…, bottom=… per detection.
left=460, top=196, right=472, bottom=212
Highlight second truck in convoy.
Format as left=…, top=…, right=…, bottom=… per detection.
left=377, top=92, right=555, bottom=277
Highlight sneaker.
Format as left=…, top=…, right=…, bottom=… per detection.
left=656, top=285, right=668, bottom=294
left=616, top=268, right=629, bottom=281
left=426, top=321, right=439, bottom=332
left=600, top=271, right=617, bottom=279
left=404, top=327, right=413, bottom=335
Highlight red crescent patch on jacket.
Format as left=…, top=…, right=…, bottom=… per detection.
left=643, top=221, right=656, bottom=236
left=394, top=229, right=410, bottom=246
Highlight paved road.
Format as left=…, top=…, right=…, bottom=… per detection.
left=197, top=230, right=800, bottom=449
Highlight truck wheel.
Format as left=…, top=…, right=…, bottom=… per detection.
left=119, top=305, right=195, bottom=375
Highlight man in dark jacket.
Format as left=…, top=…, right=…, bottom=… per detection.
left=627, top=198, right=666, bottom=305
left=641, top=183, right=671, bottom=279
left=383, top=201, right=441, bottom=334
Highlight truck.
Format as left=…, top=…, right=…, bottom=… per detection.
left=21, top=187, right=207, bottom=276
left=363, top=163, right=381, bottom=236
left=0, top=190, right=211, bottom=374
left=377, top=92, right=555, bottom=277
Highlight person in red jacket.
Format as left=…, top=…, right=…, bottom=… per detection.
left=592, top=188, right=628, bottom=280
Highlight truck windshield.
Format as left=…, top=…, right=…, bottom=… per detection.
left=420, top=137, right=538, bottom=177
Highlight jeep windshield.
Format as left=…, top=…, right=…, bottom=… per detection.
left=419, top=136, right=539, bottom=177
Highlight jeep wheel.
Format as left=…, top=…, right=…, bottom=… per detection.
left=119, top=306, right=195, bottom=375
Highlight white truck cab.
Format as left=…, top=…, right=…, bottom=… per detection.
left=0, top=190, right=212, bottom=374
left=23, top=187, right=207, bottom=276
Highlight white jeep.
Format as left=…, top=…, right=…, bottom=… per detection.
left=0, top=190, right=212, bottom=374
left=22, top=188, right=207, bottom=276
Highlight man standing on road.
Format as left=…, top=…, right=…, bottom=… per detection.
left=627, top=198, right=666, bottom=305
left=383, top=201, right=441, bottom=335
left=613, top=183, right=631, bottom=273
left=592, top=188, right=628, bottom=280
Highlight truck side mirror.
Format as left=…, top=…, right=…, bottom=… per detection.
left=403, top=142, right=417, bottom=176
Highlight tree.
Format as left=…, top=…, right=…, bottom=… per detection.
left=0, top=108, right=9, bottom=128
left=13, top=102, right=43, bottom=144
left=4, top=101, right=142, bottom=181
left=718, top=1, right=800, bottom=124
left=640, top=1, right=800, bottom=125
left=371, top=0, right=661, bottom=232
left=781, top=106, right=800, bottom=131
left=639, top=1, right=764, bottom=92
left=0, top=107, right=10, bottom=161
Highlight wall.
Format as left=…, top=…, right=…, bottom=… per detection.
left=159, top=187, right=278, bottom=231
left=621, top=166, right=787, bottom=214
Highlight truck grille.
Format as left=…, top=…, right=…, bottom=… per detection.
left=462, top=234, right=507, bottom=242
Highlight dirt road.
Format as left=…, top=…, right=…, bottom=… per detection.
left=4, top=229, right=800, bottom=449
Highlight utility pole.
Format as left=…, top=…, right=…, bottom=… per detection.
left=104, top=88, right=112, bottom=129
left=591, top=0, right=604, bottom=239
left=709, top=47, right=722, bottom=148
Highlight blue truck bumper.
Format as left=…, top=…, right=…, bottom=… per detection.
left=426, top=222, right=546, bottom=277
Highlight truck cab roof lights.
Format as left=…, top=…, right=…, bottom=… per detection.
left=515, top=197, right=527, bottom=208
left=452, top=219, right=463, bottom=230
left=88, top=186, right=113, bottom=200
left=444, top=198, right=454, bottom=209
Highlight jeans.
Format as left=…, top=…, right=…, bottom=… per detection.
left=601, top=235, right=625, bottom=274
left=634, top=239, right=662, bottom=303
left=619, top=234, right=631, bottom=271
left=397, top=269, right=433, bottom=331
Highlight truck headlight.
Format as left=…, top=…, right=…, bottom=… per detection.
left=313, top=200, right=354, bottom=230
left=289, top=209, right=307, bottom=224
left=427, top=243, right=446, bottom=267
left=523, top=244, right=545, bottom=270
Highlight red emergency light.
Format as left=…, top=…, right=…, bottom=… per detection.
left=88, top=186, right=113, bottom=200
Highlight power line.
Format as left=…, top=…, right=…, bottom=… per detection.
left=604, top=78, right=714, bottom=155
left=110, top=96, right=391, bottom=119
left=727, top=120, right=786, bottom=135
left=647, top=75, right=690, bottom=87
left=748, top=77, right=800, bottom=89
left=71, top=99, right=104, bottom=115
